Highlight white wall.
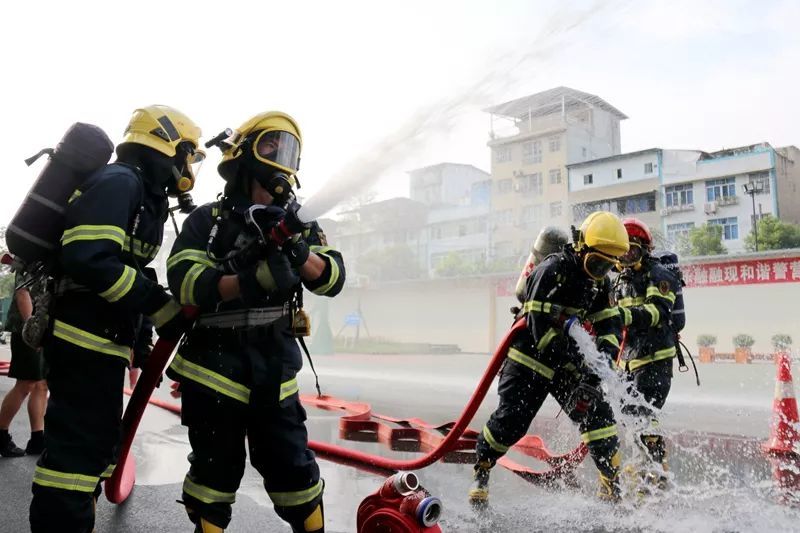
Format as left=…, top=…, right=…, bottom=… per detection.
left=568, top=151, right=659, bottom=192
left=565, top=108, right=621, bottom=164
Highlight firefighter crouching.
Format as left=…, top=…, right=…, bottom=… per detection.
left=613, top=218, right=685, bottom=492
left=165, top=111, right=345, bottom=533
left=30, top=106, right=204, bottom=533
left=468, top=212, right=629, bottom=506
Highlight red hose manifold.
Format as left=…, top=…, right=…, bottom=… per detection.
left=357, top=472, right=443, bottom=533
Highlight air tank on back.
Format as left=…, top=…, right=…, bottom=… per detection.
left=6, top=123, right=114, bottom=268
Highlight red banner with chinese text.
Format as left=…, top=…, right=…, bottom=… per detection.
left=682, top=257, right=800, bottom=287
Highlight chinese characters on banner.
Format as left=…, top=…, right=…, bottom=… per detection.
left=682, top=257, right=800, bottom=287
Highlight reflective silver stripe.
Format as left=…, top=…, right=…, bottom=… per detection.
left=482, top=425, right=509, bottom=453
left=672, top=309, right=685, bottom=315
left=268, top=479, right=324, bottom=507
left=124, top=236, right=160, bottom=260
left=183, top=475, right=236, bottom=504
left=99, top=265, right=137, bottom=303
left=169, top=354, right=251, bottom=404
left=52, top=320, right=131, bottom=361
left=167, top=248, right=216, bottom=270
left=279, top=378, right=299, bottom=401
left=33, top=466, right=99, bottom=492
left=29, top=191, right=65, bottom=214
left=180, top=264, right=207, bottom=305
left=627, top=346, right=677, bottom=371
left=196, top=306, right=288, bottom=328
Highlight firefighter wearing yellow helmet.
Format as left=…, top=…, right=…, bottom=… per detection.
left=469, top=211, right=629, bottom=507
left=165, top=110, right=345, bottom=532
left=30, top=105, right=203, bottom=532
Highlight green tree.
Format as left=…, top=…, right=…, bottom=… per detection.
left=684, top=223, right=726, bottom=256
left=745, top=216, right=800, bottom=251
left=434, top=252, right=480, bottom=277
left=0, top=226, right=12, bottom=298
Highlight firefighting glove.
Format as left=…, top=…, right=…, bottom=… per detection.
left=549, top=304, right=580, bottom=333
left=282, top=200, right=312, bottom=235
left=238, top=252, right=300, bottom=303
left=567, top=380, right=602, bottom=420
left=282, top=236, right=310, bottom=269
left=245, top=204, right=286, bottom=244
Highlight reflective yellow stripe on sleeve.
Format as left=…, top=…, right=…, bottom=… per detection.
left=149, top=299, right=181, bottom=329
left=508, top=347, right=555, bottom=379
left=522, top=300, right=552, bottom=314
left=100, top=464, right=117, bottom=479
left=643, top=303, right=660, bottom=326
left=311, top=253, right=340, bottom=295
left=588, top=308, right=620, bottom=323
left=99, top=265, right=136, bottom=303
left=598, top=334, right=620, bottom=349
left=62, top=225, right=126, bottom=247
left=183, top=475, right=236, bottom=504
left=279, top=378, right=299, bottom=402
left=646, top=285, right=676, bottom=303
left=68, top=190, right=82, bottom=204
left=268, top=479, right=324, bottom=507
left=167, top=249, right=216, bottom=270
left=621, top=308, right=632, bottom=326
left=169, top=354, right=251, bottom=404
left=33, top=466, right=100, bottom=493
left=618, top=296, right=646, bottom=307
left=52, top=320, right=131, bottom=361
left=124, top=236, right=160, bottom=261
left=581, top=425, right=618, bottom=444
left=180, top=264, right=208, bottom=305
left=309, top=245, right=334, bottom=255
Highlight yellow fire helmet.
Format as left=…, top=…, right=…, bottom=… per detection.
left=120, top=105, right=205, bottom=192
left=575, top=211, right=630, bottom=280
left=217, top=111, right=302, bottom=183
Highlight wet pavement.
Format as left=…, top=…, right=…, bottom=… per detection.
left=2, top=345, right=800, bottom=531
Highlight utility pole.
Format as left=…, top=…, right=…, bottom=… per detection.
left=743, top=181, right=764, bottom=251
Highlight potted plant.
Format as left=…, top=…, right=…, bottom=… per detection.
left=697, top=335, right=717, bottom=363
left=772, top=334, right=792, bottom=363
left=733, top=334, right=755, bottom=364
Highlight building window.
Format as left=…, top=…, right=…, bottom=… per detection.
left=706, top=177, right=736, bottom=202
left=550, top=201, right=562, bottom=218
left=528, top=173, right=543, bottom=196
left=709, top=217, right=739, bottom=240
left=620, top=193, right=656, bottom=214
left=583, top=174, right=593, bottom=185
left=549, top=136, right=561, bottom=152
left=644, top=162, right=654, bottom=174
left=549, top=169, right=561, bottom=184
left=666, top=222, right=695, bottom=243
left=497, top=178, right=512, bottom=194
left=748, top=171, right=771, bottom=194
left=616, top=168, right=623, bottom=179
left=665, top=183, right=694, bottom=207
left=493, top=146, right=512, bottom=163
left=522, top=140, right=542, bottom=165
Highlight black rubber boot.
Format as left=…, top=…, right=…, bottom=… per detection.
left=0, top=430, right=25, bottom=458
left=26, top=430, right=45, bottom=455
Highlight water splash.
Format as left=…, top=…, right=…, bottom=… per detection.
left=298, top=0, right=628, bottom=222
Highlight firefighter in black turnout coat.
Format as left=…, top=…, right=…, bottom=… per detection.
left=30, top=106, right=204, bottom=533
left=613, top=218, right=685, bottom=491
left=469, top=211, right=631, bottom=506
left=165, top=111, right=345, bottom=533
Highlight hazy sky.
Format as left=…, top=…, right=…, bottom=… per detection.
left=1, top=0, right=797, bottom=221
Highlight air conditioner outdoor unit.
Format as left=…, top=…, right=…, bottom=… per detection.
left=513, top=170, right=523, bottom=178
left=703, top=202, right=717, bottom=214
left=659, top=208, right=671, bottom=216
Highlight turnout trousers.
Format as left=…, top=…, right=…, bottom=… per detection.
left=476, top=330, right=620, bottom=480
left=30, top=333, right=128, bottom=533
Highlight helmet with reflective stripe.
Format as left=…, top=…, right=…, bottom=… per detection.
left=120, top=105, right=202, bottom=158
left=622, top=217, right=654, bottom=250
left=577, top=211, right=629, bottom=257
left=218, top=111, right=302, bottom=182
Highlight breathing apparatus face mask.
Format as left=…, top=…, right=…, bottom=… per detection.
left=253, top=130, right=300, bottom=174
left=582, top=249, right=619, bottom=280
left=170, top=141, right=205, bottom=195
left=618, top=242, right=644, bottom=269
left=255, top=171, right=296, bottom=207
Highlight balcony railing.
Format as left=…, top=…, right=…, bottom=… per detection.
left=660, top=203, right=696, bottom=216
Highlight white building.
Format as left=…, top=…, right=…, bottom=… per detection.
left=662, top=144, right=800, bottom=253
